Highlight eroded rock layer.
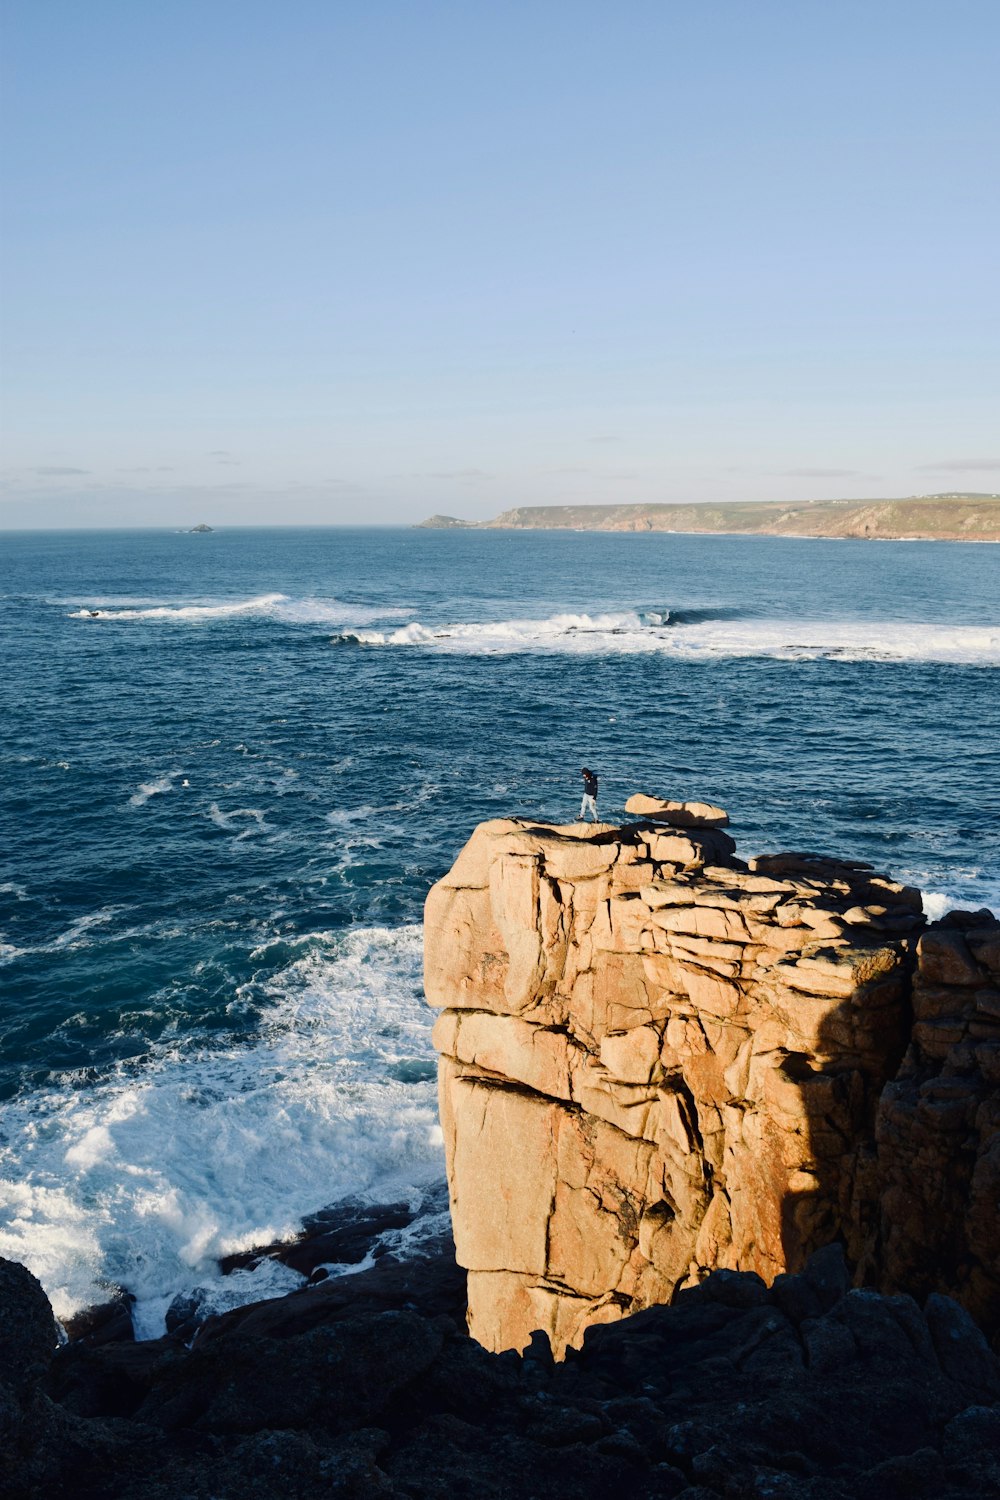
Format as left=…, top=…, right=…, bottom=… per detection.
left=426, top=801, right=999, bottom=1356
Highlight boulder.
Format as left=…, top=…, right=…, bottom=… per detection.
left=0, top=1258, right=58, bottom=1394
left=623, top=794, right=730, bottom=828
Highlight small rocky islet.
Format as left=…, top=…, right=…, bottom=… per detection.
left=3, top=797, right=999, bottom=1498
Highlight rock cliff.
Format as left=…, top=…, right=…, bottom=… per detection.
left=426, top=800, right=1000, bottom=1356
left=418, top=495, right=1000, bottom=540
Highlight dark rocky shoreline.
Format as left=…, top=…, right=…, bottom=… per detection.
left=4, top=1224, right=1000, bottom=1499
left=57, top=1189, right=451, bottom=1349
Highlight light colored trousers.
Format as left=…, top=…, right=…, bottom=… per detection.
left=579, top=793, right=598, bottom=821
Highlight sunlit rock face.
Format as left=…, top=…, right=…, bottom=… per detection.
left=426, top=802, right=933, bottom=1356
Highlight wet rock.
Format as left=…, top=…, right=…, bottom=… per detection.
left=218, top=1197, right=420, bottom=1278
left=163, top=1291, right=203, bottom=1338
left=60, top=1288, right=136, bottom=1346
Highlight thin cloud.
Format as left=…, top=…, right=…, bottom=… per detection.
left=31, top=465, right=90, bottom=476
left=426, top=468, right=489, bottom=480
left=778, top=467, right=863, bottom=478
left=915, top=459, right=1000, bottom=473
left=285, top=478, right=359, bottom=492
left=589, top=435, right=620, bottom=444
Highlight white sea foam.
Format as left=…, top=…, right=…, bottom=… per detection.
left=0, top=925, right=441, bottom=1338
left=340, top=611, right=1000, bottom=664
left=207, top=803, right=271, bottom=835
left=920, top=885, right=1000, bottom=922
left=325, top=805, right=378, bottom=829
left=129, top=772, right=181, bottom=807
left=0, top=908, right=124, bottom=966
left=49, top=908, right=123, bottom=949
left=343, top=610, right=644, bottom=651
left=69, top=593, right=407, bottom=626
left=71, top=593, right=286, bottom=621
left=0, top=912, right=192, bottom=969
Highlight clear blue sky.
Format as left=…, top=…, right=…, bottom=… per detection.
left=2, top=0, right=998, bottom=526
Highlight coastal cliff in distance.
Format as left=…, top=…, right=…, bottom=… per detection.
left=426, top=800, right=1000, bottom=1358
left=418, top=494, right=1000, bottom=541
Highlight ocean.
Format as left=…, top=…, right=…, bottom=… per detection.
left=1, top=525, right=998, bottom=1337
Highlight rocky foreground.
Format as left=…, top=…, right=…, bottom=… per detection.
left=3, top=1237, right=1000, bottom=1499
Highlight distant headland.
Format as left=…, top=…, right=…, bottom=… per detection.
left=417, top=494, right=1000, bottom=541
left=188, top=523, right=214, bottom=533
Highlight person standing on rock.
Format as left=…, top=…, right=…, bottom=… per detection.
left=578, top=767, right=599, bottom=822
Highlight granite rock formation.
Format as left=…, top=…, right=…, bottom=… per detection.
left=875, top=912, right=1000, bottom=1327
left=426, top=799, right=1000, bottom=1356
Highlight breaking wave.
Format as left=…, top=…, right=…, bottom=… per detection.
left=0, top=907, right=126, bottom=967
left=0, top=925, right=442, bottom=1338
left=335, top=610, right=1000, bottom=664
left=129, top=772, right=181, bottom=807
left=207, top=803, right=271, bottom=836
left=69, top=593, right=406, bottom=626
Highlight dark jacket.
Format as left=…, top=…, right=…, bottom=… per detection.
left=582, top=771, right=598, bottom=797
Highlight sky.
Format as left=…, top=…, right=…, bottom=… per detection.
left=1, top=0, right=998, bottom=528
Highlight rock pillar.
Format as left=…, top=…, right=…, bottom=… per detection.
left=425, top=801, right=925, bottom=1355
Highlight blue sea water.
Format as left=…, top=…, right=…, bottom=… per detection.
left=1, top=525, right=998, bottom=1334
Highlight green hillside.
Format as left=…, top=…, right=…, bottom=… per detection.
left=418, top=495, right=1000, bottom=541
